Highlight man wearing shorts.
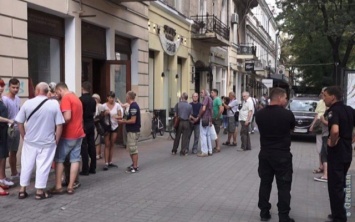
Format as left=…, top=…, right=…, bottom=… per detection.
left=211, top=89, right=223, bottom=153
left=51, top=82, right=85, bottom=195
left=118, top=91, right=141, bottom=173
left=2, top=78, right=21, bottom=179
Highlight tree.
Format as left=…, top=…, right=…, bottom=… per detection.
left=276, top=0, right=355, bottom=86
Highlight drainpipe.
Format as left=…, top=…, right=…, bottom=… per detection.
left=274, top=31, right=279, bottom=75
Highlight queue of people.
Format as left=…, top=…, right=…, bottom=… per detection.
left=0, top=77, right=141, bottom=199
left=171, top=89, right=257, bottom=157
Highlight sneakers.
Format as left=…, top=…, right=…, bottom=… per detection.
left=314, top=176, right=327, bottom=182
left=126, top=167, right=139, bottom=173
left=108, top=163, right=118, bottom=168
left=0, top=178, right=14, bottom=187
left=73, top=181, right=81, bottom=189
left=126, top=164, right=139, bottom=171
left=10, top=173, right=20, bottom=180
left=197, top=153, right=208, bottom=157
left=260, top=214, right=271, bottom=221
left=103, top=165, right=109, bottom=171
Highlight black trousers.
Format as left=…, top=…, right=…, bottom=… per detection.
left=327, top=160, right=351, bottom=222
left=81, top=125, right=96, bottom=173
left=258, top=153, right=293, bottom=222
left=172, top=120, right=192, bottom=154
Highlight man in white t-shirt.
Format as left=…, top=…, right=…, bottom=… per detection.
left=15, top=82, right=65, bottom=199
left=238, top=91, right=254, bottom=151
left=222, top=92, right=239, bottom=146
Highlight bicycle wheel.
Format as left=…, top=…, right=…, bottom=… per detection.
left=152, top=129, right=156, bottom=139
left=169, top=127, right=176, bottom=140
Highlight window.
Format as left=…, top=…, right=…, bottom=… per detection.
left=28, top=9, right=64, bottom=85
left=28, top=33, right=61, bottom=85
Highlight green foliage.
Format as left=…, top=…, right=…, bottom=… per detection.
left=276, top=0, right=355, bottom=87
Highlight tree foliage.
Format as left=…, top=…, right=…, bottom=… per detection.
left=276, top=0, right=355, bottom=88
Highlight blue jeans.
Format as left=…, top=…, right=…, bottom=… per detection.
left=55, top=138, right=83, bottom=163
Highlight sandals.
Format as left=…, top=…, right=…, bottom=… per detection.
left=18, top=191, right=28, bottom=199
left=0, top=184, right=9, bottom=190
left=222, top=141, right=230, bottom=145
left=213, top=148, right=221, bottom=153
left=313, top=168, right=324, bottom=174
left=49, top=187, right=65, bottom=195
left=67, top=188, right=74, bottom=195
left=35, top=192, right=52, bottom=200
left=0, top=191, right=9, bottom=196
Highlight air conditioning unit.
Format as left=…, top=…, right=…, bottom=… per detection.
left=231, top=13, right=239, bottom=24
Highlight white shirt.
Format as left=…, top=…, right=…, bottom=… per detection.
left=227, top=99, right=239, bottom=117
left=102, top=102, right=123, bottom=130
left=15, top=96, right=65, bottom=147
left=239, top=97, right=254, bottom=121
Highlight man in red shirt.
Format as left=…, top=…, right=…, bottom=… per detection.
left=50, top=83, right=85, bottom=195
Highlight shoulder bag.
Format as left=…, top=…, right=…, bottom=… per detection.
left=201, top=98, right=210, bottom=127
left=27, top=99, right=48, bottom=122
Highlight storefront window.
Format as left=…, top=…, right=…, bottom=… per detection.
left=28, top=33, right=61, bottom=85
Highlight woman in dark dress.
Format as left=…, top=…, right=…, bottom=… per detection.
left=0, top=78, right=14, bottom=196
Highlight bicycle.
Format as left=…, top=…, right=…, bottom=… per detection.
left=167, top=116, right=176, bottom=140
left=151, top=111, right=165, bottom=139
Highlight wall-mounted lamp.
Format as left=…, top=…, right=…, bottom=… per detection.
left=175, top=74, right=179, bottom=79
left=161, top=72, right=165, bottom=77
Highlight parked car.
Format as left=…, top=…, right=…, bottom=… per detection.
left=287, top=97, right=319, bottom=136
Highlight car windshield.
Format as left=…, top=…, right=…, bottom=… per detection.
left=289, top=99, right=318, bottom=112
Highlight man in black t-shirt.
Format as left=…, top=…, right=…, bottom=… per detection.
left=79, top=81, right=97, bottom=175
left=255, top=87, right=296, bottom=222
left=323, top=86, right=355, bottom=222
left=118, top=91, right=141, bottom=173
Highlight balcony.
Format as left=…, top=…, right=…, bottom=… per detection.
left=106, top=0, right=155, bottom=2
left=235, top=44, right=257, bottom=60
left=191, top=15, right=230, bottom=47
left=237, top=0, right=258, bottom=8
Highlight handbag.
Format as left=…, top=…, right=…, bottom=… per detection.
left=95, top=114, right=111, bottom=135
left=201, top=118, right=209, bottom=127
left=210, top=124, right=218, bottom=140
left=234, top=111, right=239, bottom=122
left=173, top=116, right=180, bottom=129
left=7, top=123, right=15, bottom=138
left=312, top=119, right=322, bottom=134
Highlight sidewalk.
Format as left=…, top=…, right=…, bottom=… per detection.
left=1, top=131, right=354, bottom=222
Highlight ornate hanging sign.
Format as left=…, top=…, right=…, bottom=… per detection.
left=159, top=25, right=182, bottom=56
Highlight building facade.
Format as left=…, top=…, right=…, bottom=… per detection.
left=1, top=0, right=284, bottom=141
left=0, top=0, right=153, bottom=138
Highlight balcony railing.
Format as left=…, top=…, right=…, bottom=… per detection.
left=191, top=15, right=230, bottom=42
left=237, top=44, right=257, bottom=56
